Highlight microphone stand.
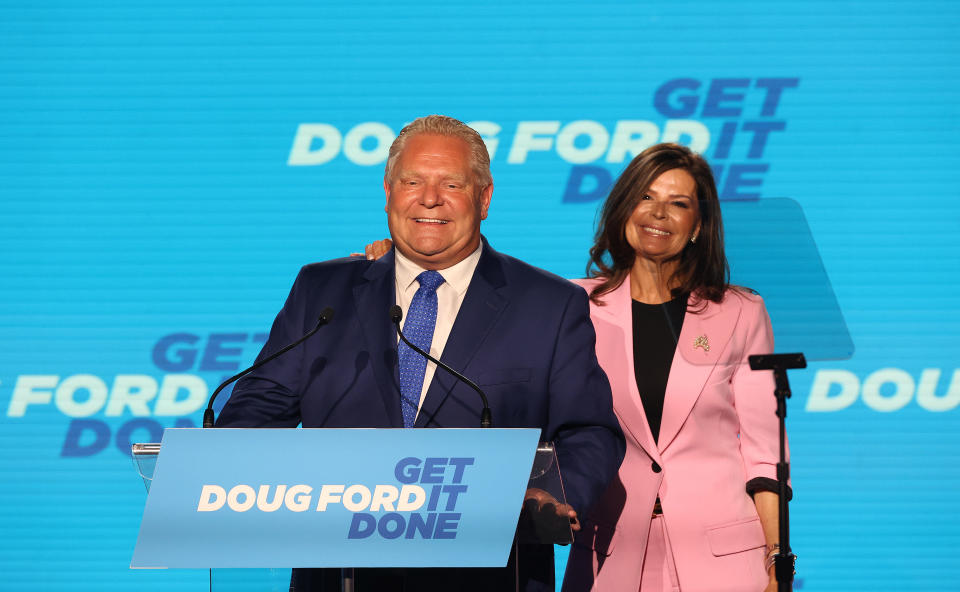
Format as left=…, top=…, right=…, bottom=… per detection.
left=748, top=352, right=805, bottom=592
left=202, top=307, right=334, bottom=428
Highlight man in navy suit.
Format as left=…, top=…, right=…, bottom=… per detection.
left=217, top=115, right=624, bottom=591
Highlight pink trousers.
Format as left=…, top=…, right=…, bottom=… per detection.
left=639, top=515, right=680, bottom=592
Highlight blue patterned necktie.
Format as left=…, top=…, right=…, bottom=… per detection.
left=398, top=270, right=445, bottom=428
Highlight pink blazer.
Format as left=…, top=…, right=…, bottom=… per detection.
left=563, top=278, right=784, bottom=592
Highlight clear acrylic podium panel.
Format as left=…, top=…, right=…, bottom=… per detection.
left=132, top=439, right=567, bottom=589
left=679, top=197, right=855, bottom=365
left=132, top=442, right=159, bottom=492
left=516, top=442, right=573, bottom=545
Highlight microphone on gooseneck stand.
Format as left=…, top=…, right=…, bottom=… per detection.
left=201, top=307, right=335, bottom=428
left=389, top=305, right=492, bottom=428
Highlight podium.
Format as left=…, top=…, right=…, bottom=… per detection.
left=131, top=428, right=572, bottom=591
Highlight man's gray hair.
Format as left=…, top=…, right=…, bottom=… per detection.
left=384, top=115, right=492, bottom=188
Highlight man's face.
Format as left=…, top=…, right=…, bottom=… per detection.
left=384, top=133, right=492, bottom=270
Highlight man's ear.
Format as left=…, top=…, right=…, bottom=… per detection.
left=479, top=183, right=493, bottom=220
left=383, top=177, right=391, bottom=213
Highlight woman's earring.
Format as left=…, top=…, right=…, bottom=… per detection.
left=690, top=234, right=698, bottom=244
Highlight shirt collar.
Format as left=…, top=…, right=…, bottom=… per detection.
left=394, top=242, right=483, bottom=296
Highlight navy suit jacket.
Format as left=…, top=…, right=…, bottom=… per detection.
left=217, top=239, right=625, bottom=591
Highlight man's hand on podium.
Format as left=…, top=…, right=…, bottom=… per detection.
left=517, top=487, right=579, bottom=545
left=523, top=488, right=580, bottom=532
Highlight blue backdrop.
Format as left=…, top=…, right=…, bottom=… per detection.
left=2, top=1, right=958, bottom=590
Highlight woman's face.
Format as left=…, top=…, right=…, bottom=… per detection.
left=624, top=168, right=701, bottom=265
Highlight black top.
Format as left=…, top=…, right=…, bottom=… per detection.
left=632, top=294, right=687, bottom=444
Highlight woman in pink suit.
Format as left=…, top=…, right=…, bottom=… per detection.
left=561, top=143, right=786, bottom=592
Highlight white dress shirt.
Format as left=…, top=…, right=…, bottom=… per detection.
left=394, top=243, right=482, bottom=418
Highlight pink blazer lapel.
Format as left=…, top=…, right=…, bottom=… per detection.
left=588, top=280, right=661, bottom=462
left=657, top=293, right=743, bottom=452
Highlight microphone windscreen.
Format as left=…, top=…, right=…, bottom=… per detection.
left=389, top=305, right=403, bottom=324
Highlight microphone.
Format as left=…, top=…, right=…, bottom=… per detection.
left=390, top=305, right=492, bottom=428
left=202, top=307, right=335, bottom=428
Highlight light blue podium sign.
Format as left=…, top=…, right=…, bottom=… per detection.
left=131, top=428, right=540, bottom=569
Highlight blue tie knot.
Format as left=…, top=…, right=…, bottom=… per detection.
left=417, top=270, right=445, bottom=293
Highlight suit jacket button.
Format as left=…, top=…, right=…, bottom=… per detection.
left=651, top=461, right=662, bottom=473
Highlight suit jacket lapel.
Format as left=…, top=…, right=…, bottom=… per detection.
left=415, top=240, right=508, bottom=427
left=590, top=280, right=661, bottom=462
left=657, top=293, right=742, bottom=452
left=353, top=250, right=404, bottom=426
